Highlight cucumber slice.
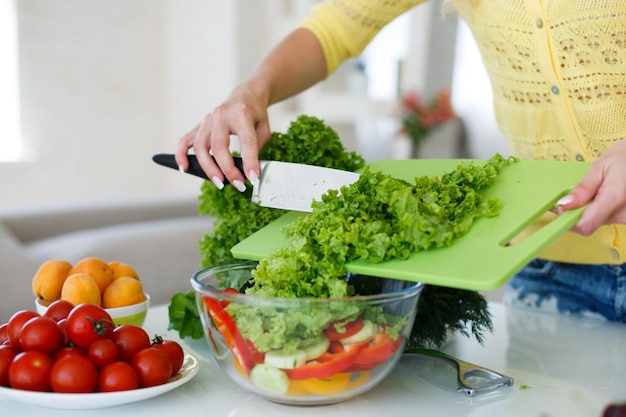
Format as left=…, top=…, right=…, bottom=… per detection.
left=264, top=348, right=307, bottom=369
left=301, top=336, right=331, bottom=361
left=249, top=364, right=290, bottom=395
left=339, top=319, right=377, bottom=344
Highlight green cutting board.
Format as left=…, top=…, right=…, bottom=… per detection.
left=231, top=159, right=590, bottom=291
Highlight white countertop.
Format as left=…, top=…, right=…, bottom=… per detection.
left=2, top=302, right=625, bottom=417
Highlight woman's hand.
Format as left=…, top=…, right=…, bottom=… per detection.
left=557, top=139, right=626, bottom=235
left=174, top=28, right=327, bottom=192
left=175, top=83, right=272, bottom=192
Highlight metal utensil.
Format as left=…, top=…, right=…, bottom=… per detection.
left=404, top=348, right=514, bottom=396
left=152, top=153, right=359, bottom=212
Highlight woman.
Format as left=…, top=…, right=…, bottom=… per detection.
left=175, top=0, right=626, bottom=321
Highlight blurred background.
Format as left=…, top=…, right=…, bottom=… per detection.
left=0, top=0, right=509, bottom=207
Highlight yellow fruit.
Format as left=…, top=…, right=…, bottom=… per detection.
left=68, top=257, right=114, bottom=294
left=102, top=276, right=146, bottom=309
left=109, top=261, right=140, bottom=280
left=61, top=273, right=101, bottom=306
left=32, top=259, right=73, bottom=302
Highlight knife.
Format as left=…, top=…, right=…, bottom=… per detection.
left=152, top=153, right=360, bottom=212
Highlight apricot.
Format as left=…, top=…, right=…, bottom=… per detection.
left=32, top=259, right=73, bottom=302
left=102, top=276, right=146, bottom=309
left=61, top=273, right=102, bottom=306
left=109, top=261, right=140, bottom=280
left=68, top=257, right=114, bottom=294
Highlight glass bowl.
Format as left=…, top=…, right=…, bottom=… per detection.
left=190, top=260, right=423, bottom=406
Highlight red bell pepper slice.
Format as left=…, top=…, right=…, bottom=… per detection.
left=286, top=343, right=366, bottom=380
left=325, top=317, right=364, bottom=342
left=353, top=332, right=401, bottom=367
left=203, top=295, right=255, bottom=374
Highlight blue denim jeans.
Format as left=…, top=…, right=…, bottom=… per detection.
left=504, top=259, right=626, bottom=322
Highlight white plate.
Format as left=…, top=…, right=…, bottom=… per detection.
left=0, top=351, right=200, bottom=410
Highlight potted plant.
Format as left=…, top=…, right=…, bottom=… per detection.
left=399, top=90, right=457, bottom=158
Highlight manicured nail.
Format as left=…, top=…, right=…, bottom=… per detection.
left=178, top=164, right=185, bottom=174
left=248, top=170, right=259, bottom=183
left=211, top=176, right=224, bottom=190
left=233, top=180, right=246, bottom=192
left=557, top=195, right=574, bottom=206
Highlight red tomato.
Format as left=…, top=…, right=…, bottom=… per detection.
left=98, top=361, right=139, bottom=392
left=87, top=338, right=118, bottom=369
left=19, top=316, right=63, bottom=354
left=49, top=355, right=98, bottom=393
left=66, top=304, right=115, bottom=348
left=7, top=310, right=40, bottom=350
left=57, top=318, right=70, bottom=346
left=8, top=350, right=54, bottom=392
left=112, top=324, right=150, bottom=362
left=131, top=347, right=172, bottom=388
left=151, top=336, right=184, bottom=375
left=53, top=346, right=86, bottom=362
left=220, top=287, right=240, bottom=307
left=0, top=345, right=19, bottom=387
left=43, top=300, right=74, bottom=322
left=0, top=323, right=8, bottom=345
left=325, top=317, right=364, bottom=342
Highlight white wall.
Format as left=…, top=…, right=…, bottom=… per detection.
left=1, top=0, right=240, bottom=207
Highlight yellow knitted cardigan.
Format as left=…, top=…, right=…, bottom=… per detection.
left=299, top=0, right=626, bottom=265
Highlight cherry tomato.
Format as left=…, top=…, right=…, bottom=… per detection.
left=0, top=345, right=19, bottom=387
left=43, top=300, right=74, bottom=322
left=88, top=338, right=118, bottom=369
left=131, top=347, right=172, bottom=388
left=7, top=310, right=40, bottom=350
left=8, top=350, right=54, bottom=392
left=0, top=323, right=9, bottom=345
left=19, top=316, right=63, bottom=354
left=112, top=324, right=150, bottom=362
left=53, top=346, right=86, bottom=361
left=152, top=336, right=184, bottom=375
left=98, top=361, right=139, bottom=392
left=57, top=318, right=70, bottom=346
left=49, top=355, right=98, bottom=393
left=66, top=304, right=115, bottom=348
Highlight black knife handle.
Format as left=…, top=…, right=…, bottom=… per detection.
left=152, top=153, right=244, bottom=184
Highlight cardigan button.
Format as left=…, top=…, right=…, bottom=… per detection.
left=575, top=154, right=585, bottom=161
left=535, top=18, right=544, bottom=29
left=610, top=249, right=620, bottom=260
left=551, top=85, right=560, bottom=95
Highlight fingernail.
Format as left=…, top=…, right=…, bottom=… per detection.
left=557, top=195, right=574, bottom=206
left=233, top=180, right=246, bottom=192
left=211, top=176, right=224, bottom=190
left=178, top=164, right=185, bottom=174
left=248, top=170, right=259, bottom=183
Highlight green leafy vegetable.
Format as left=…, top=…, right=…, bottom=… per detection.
left=167, top=291, right=204, bottom=340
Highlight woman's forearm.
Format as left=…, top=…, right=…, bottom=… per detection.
left=244, top=28, right=328, bottom=107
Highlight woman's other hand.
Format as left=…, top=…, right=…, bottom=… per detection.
left=557, top=139, right=626, bottom=235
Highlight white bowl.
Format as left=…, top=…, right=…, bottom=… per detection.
left=35, top=294, right=150, bottom=327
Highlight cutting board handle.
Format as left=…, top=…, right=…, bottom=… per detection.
left=503, top=205, right=585, bottom=259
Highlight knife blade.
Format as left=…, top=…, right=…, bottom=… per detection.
left=152, top=153, right=360, bottom=212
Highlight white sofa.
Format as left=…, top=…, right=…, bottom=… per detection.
left=0, top=195, right=215, bottom=323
